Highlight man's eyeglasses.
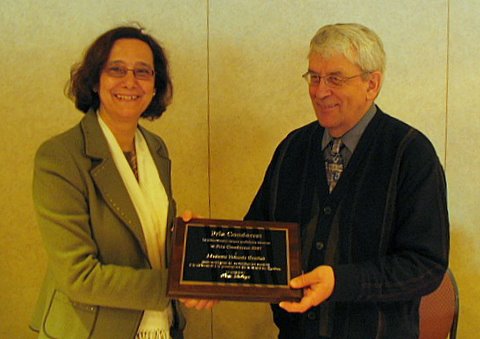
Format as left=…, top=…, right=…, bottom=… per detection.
left=302, top=71, right=369, bottom=88
left=103, top=64, right=155, bottom=80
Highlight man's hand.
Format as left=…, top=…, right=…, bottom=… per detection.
left=279, top=265, right=335, bottom=313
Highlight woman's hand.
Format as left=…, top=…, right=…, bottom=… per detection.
left=181, top=210, right=202, bottom=222
left=178, top=210, right=220, bottom=309
left=179, top=298, right=219, bottom=310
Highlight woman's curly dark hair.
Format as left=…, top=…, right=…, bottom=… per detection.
left=66, top=25, right=172, bottom=120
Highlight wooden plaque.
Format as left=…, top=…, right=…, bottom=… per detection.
left=167, top=218, right=302, bottom=303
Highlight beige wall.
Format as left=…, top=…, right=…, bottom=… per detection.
left=0, top=1, right=477, bottom=338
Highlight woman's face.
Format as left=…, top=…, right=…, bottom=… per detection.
left=98, top=38, right=155, bottom=125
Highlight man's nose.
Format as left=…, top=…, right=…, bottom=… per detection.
left=312, top=80, right=332, bottom=98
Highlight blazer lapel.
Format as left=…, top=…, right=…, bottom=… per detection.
left=81, top=111, right=149, bottom=258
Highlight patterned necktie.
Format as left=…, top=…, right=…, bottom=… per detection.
left=325, top=138, right=344, bottom=193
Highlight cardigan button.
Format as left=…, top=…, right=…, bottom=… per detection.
left=315, top=241, right=324, bottom=251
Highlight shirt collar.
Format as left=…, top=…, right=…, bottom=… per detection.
left=322, top=104, right=377, bottom=153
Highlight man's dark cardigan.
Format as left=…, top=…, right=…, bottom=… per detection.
left=245, top=107, right=449, bottom=338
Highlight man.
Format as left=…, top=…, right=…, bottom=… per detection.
left=245, top=23, right=449, bottom=338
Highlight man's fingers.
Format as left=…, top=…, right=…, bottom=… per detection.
left=290, top=270, right=320, bottom=289
left=279, top=298, right=312, bottom=313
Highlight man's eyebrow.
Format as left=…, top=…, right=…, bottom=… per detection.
left=307, top=69, right=345, bottom=75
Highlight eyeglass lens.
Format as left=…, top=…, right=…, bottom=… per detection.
left=104, top=65, right=155, bottom=80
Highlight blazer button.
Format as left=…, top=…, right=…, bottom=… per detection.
left=323, top=206, right=332, bottom=215
left=315, top=241, right=324, bottom=251
left=307, top=311, right=317, bottom=320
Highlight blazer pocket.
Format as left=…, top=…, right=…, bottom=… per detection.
left=43, top=289, right=97, bottom=339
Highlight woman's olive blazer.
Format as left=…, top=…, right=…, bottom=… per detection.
left=30, top=111, right=183, bottom=338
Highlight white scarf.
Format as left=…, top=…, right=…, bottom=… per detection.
left=98, top=114, right=172, bottom=338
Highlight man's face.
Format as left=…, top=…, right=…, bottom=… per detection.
left=307, top=53, right=381, bottom=137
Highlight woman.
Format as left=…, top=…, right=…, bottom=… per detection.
left=30, top=25, right=213, bottom=339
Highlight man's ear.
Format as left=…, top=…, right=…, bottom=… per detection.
left=366, top=71, right=383, bottom=100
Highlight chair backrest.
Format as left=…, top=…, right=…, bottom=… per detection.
left=419, top=269, right=459, bottom=339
